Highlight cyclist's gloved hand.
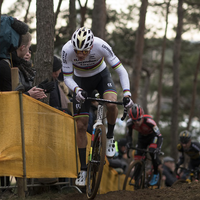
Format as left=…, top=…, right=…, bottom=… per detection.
left=154, top=148, right=161, bottom=154
left=38, top=79, right=55, bottom=93
left=76, top=90, right=87, bottom=103
left=123, top=97, right=134, bottom=109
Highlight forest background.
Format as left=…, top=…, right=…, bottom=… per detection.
left=0, top=0, right=200, bottom=163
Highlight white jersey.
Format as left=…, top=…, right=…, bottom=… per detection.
left=61, top=36, right=131, bottom=97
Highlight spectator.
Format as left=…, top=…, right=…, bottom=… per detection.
left=162, top=156, right=177, bottom=187
left=49, top=56, right=71, bottom=115
left=11, top=32, right=52, bottom=99
left=0, top=15, right=28, bottom=92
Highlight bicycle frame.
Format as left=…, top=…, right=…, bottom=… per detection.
left=176, top=166, right=200, bottom=182
left=123, top=146, right=164, bottom=190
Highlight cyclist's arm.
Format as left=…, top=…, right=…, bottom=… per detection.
left=100, top=40, right=131, bottom=97
left=61, top=45, right=81, bottom=93
left=191, top=142, right=200, bottom=152
left=114, top=66, right=131, bottom=97
left=153, top=126, right=163, bottom=150
left=146, top=118, right=163, bottom=150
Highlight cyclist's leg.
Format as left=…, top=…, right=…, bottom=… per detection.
left=134, top=133, right=148, bottom=160
left=74, top=116, right=89, bottom=186
left=148, top=135, right=161, bottom=185
left=96, top=68, right=117, bottom=157
left=73, top=76, right=93, bottom=186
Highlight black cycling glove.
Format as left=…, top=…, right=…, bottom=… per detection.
left=38, top=79, right=55, bottom=93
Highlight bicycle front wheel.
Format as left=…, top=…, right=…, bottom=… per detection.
left=123, top=160, right=145, bottom=191
left=86, top=125, right=106, bottom=199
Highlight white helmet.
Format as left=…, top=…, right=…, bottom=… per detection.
left=71, top=27, right=94, bottom=51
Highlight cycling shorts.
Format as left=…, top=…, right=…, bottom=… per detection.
left=73, top=67, right=116, bottom=117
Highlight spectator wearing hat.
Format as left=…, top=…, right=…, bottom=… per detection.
left=107, top=138, right=129, bottom=174
left=162, top=156, right=177, bottom=187
left=49, top=56, right=71, bottom=115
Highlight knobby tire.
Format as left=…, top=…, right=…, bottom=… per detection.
left=86, top=125, right=106, bottom=199
left=123, top=160, right=144, bottom=191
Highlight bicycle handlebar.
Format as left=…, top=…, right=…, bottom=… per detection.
left=77, top=91, right=128, bottom=121
left=175, top=166, right=200, bottom=177
left=127, top=146, right=164, bottom=159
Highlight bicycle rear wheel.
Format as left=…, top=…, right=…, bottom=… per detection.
left=123, top=160, right=145, bottom=191
left=86, top=125, right=106, bottom=199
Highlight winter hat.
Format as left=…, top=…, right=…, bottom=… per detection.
left=163, top=156, right=174, bottom=163
left=118, top=138, right=127, bottom=147
left=53, top=56, right=62, bottom=72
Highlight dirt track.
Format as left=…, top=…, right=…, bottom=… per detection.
left=62, top=181, right=200, bottom=200
left=2, top=181, right=200, bottom=200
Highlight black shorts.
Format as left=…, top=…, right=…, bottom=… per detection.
left=73, top=67, right=116, bottom=118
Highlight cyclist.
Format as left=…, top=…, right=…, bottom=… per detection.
left=61, top=27, right=133, bottom=186
left=126, top=104, right=163, bottom=186
left=176, top=130, right=200, bottom=178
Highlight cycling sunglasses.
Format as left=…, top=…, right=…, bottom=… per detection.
left=133, top=117, right=142, bottom=122
left=74, top=49, right=90, bottom=55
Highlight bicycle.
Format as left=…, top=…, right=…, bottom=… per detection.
left=78, top=91, right=129, bottom=199
left=123, top=146, right=164, bottom=191
left=172, top=166, right=200, bottom=186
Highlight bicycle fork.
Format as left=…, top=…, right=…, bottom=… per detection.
left=88, top=103, right=104, bottom=162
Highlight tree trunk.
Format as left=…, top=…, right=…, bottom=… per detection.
left=0, top=0, right=3, bottom=25
left=92, top=0, right=106, bottom=39
left=187, top=54, right=200, bottom=130
left=130, top=0, right=148, bottom=103
left=77, top=0, right=88, bottom=27
left=142, top=71, right=150, bottom=113
left=69, top=0, right=76, bottom=36
left=24, top=0, right=32, bottom=23
left=155, top=0, right=171, bottom=125
left=34, top=0, right=54, bottom=105
left=171, top=0, right=183, bottom=161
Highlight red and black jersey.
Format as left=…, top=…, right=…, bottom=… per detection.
left=127, top=114, right=161, bottom=136
left=126, top=114, right=162, bottom=150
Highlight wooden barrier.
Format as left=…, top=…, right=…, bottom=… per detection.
left=11, top=67, right=19, bottom=91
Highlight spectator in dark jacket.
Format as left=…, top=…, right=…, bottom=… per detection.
left=49, top=56, right=71, bottom=115
left=11, top=32, right=50, bottom=99
left=162, top=156, right=177, bottom=187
